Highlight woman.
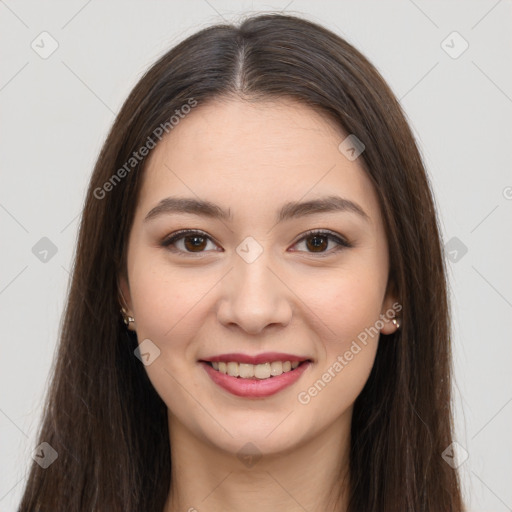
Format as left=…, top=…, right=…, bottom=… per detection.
left=18, top=13, right=465, bottom=512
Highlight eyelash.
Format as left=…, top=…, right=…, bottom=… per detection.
left=160, top=229, right=352, bottom=257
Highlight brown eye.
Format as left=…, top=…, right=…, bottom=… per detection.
left=305, top=234, right=329, bottom=252
left=161, top=230, right=219, bottom=254
left=183, top=235, right=208, bottom=252
left=291, top=230, right=352, bottom=255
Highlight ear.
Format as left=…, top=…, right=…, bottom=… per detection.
left=118, top=272, right=132, bottom=309
left=379, top=280, right=402, bottom=335
left=117, top=272, right=136, bottom=331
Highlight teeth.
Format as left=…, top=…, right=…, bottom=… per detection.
left=227, top=361, right=239, bottom=377
left=254, top=362, right=271, bottom=379
left=270, top=361, right=283, bottom=376
left=239, top=363, right=254, bottom=378
left=208, top=360, right=303, bottom=379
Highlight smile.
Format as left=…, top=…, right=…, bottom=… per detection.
left=200, top=359, right=312, bottom=398
left=207, top=360, right=301, bottom=379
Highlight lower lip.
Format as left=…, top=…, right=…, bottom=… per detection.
left=200, top=361, right=311, bottom=398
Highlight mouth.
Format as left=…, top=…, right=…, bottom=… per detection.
left=198, top=356, right=313, bottom=398
left=201, top=359, right=312, bottom=380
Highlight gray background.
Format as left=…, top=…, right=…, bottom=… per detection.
left=1, top=1, right=511, bottom=510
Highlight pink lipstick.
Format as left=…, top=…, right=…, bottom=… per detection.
left=199, top=353, right=312, bottom=398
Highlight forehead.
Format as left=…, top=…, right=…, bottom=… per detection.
left=137, top=97, right=381, bottom=225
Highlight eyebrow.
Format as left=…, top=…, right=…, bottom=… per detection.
left=144, top=195, right=370, bottom=223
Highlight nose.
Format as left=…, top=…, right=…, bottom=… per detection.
left=216, top=250, right=293, bottom=335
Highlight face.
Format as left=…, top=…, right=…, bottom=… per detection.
left=119, top=97, right=398, bottom=457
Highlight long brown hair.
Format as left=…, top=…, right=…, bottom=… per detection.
left=18, top=13, right=465, bottom=512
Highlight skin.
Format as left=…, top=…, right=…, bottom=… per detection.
left=119, top=97, right=399, bottom=512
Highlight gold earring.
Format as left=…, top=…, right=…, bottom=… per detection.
left=391, top=317, right=401, bottom=329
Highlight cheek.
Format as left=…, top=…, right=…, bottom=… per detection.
left=291, top=266, right=384, bottom=416
left=129, top=255, right=212, bottom=340
left=294, top=265, right=387, bottom=345
left=294, top=273, right=382, bottom=423
left=127, top=262, right=214, bottom=417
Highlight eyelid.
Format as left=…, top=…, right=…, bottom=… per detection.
left=160, top=228, right=352, bottom=255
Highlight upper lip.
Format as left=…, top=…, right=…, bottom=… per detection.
left=200, top=352, right=312, bottom=365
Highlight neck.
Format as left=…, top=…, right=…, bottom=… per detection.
left=163, top=412, right=351, bottom=512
